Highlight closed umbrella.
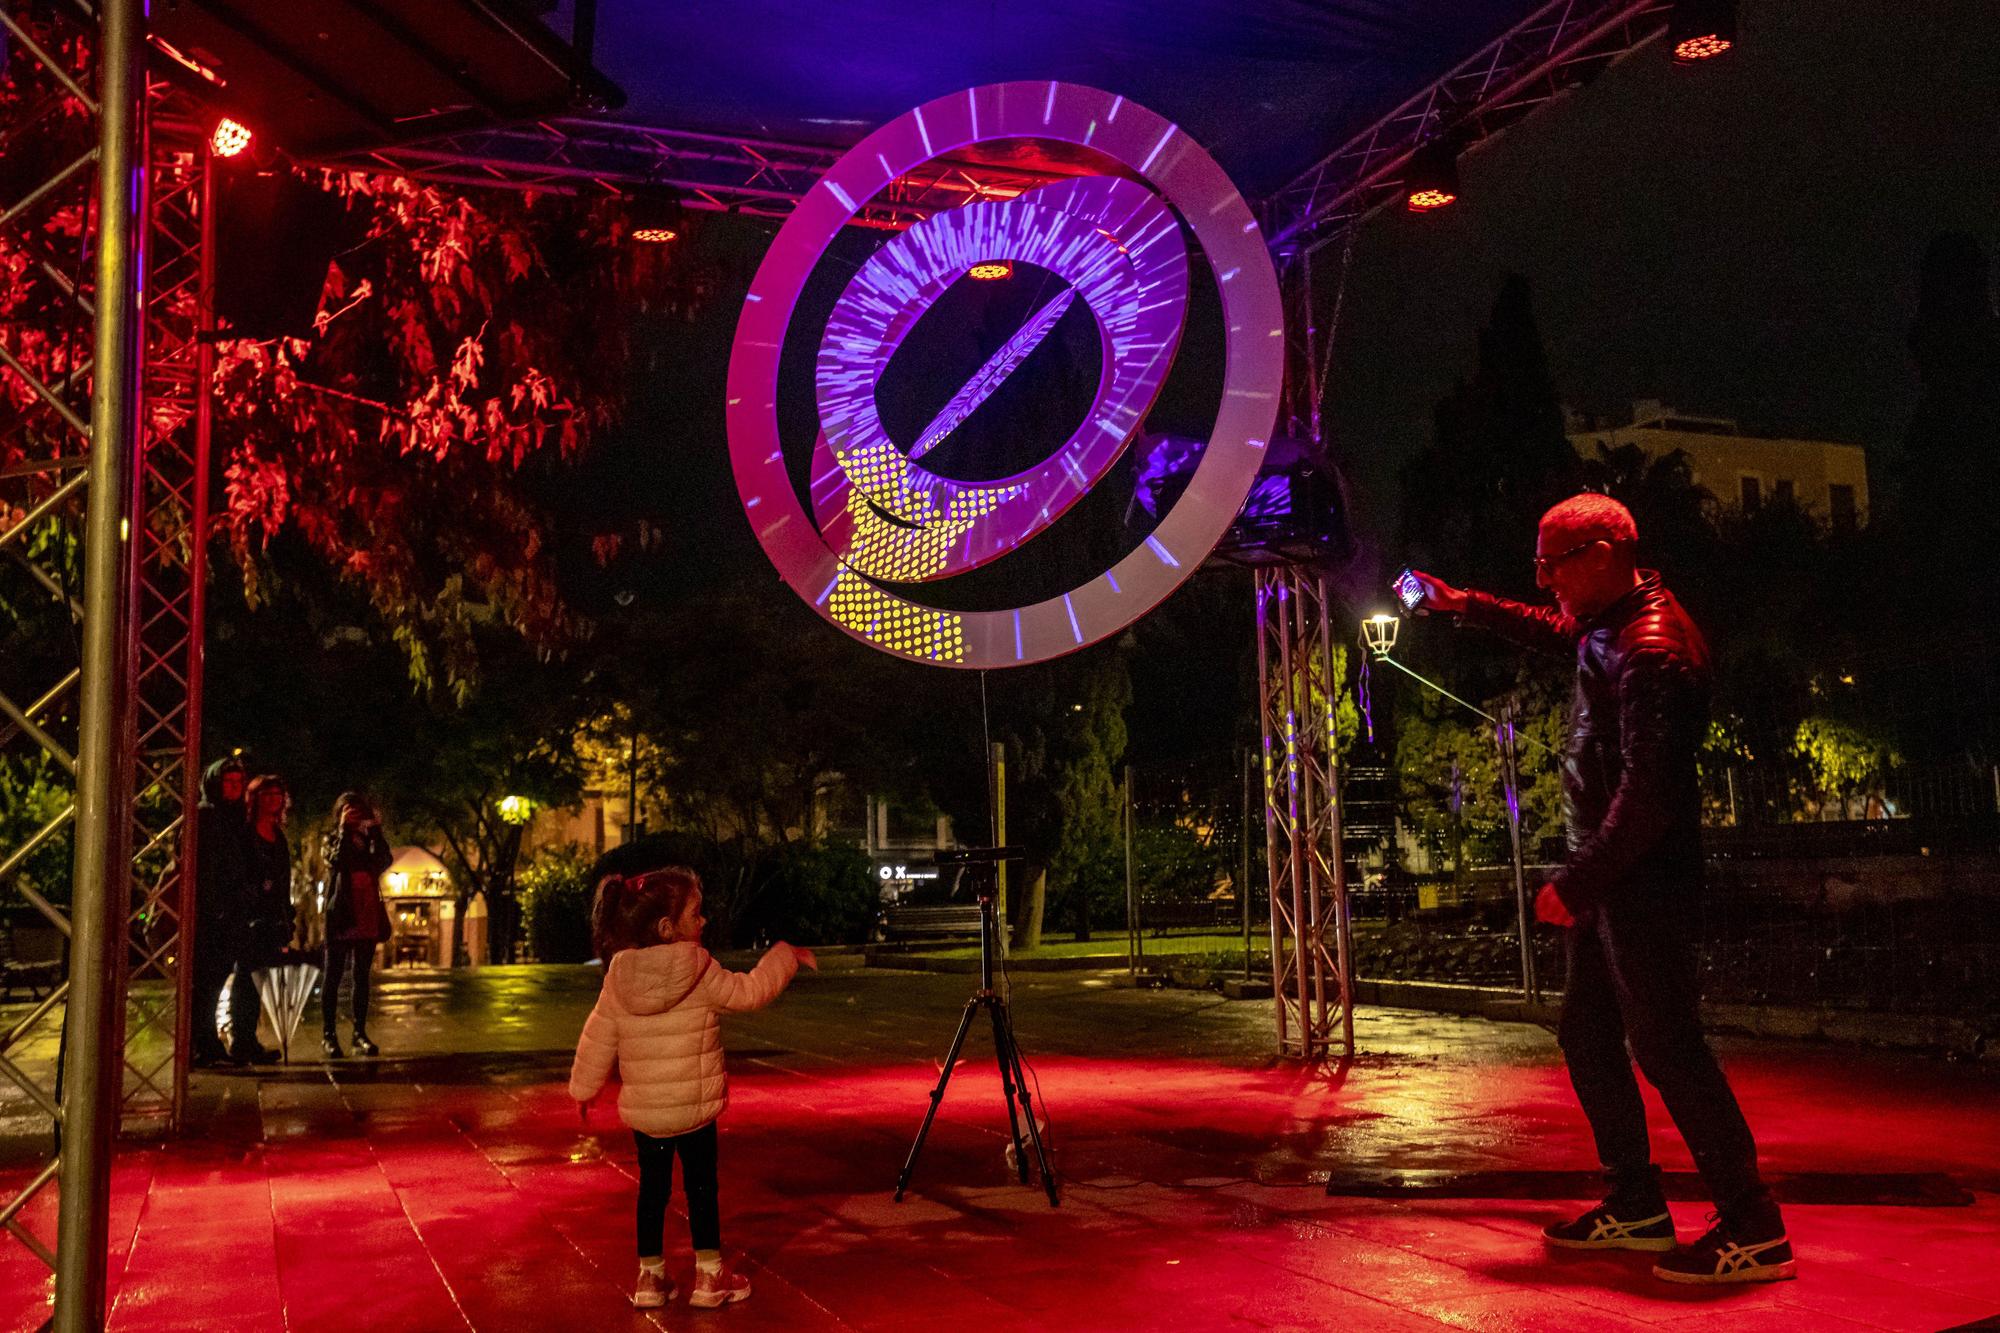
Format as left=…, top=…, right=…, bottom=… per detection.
left=252, top=949, right=322, bottom=1063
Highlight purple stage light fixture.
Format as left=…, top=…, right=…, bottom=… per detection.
left=726, top=82, right=1283, bottom=668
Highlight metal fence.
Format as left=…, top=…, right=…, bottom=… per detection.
left=1115, top=751, right=2000, bottom=1036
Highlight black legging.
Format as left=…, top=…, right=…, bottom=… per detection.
left=321, top=940, right=377, bottom=1035
left=634, top=1121, right=720, bottom=1256
left=190, top=916, right=236, bottom=1057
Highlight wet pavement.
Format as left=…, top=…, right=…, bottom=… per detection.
left=3, top=960, right=1997, bottom=1330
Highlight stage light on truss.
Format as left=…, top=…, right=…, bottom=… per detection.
left=1403, top=138, right=1459, bottom=212
left=626, top=191, right=683, bottom=243
left=968, top=259, right=1014, bottom=280
left=209, top=116, right=253, bottom=158
left=1362, top=613, right=1400, bottom=660
left=1669, top=0, right=1737, bottom=62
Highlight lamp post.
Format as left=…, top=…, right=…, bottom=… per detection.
left=1362, top=612, right=1541, bottom=1001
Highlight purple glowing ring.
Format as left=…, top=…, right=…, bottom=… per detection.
left=726, top=81, right=1283, bottom=669
left=809, top=176, right=1187, bottom=583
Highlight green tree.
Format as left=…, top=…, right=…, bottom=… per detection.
left=1011, top=649, right=1132, bottom=940
left=0, top=751, right=72, bottom=912
left=520, top=843, right=597, bottom=963
left=377, top=636, right=587, bottom=964
left=1392, top=675, right=1564, bottom=872
left=1899, top=233, right=2000, bottom=558
left=1401, top=272, right=1583, bottom=602
left=1791, top=717, right=1902, bottom=821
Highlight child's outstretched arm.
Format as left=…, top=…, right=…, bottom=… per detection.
left=698, top=941, right=808, bottom=1013
left=568, top=981, right=619, bottom=1106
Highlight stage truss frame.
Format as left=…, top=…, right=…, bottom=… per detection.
left=1254, top=568, right=1355, bottom=1061
left=0, top=1, right=211, bottom=1298
left=317, top=117, right=1068, bottom=232
left=1262, top=0, right=1672, bottom=257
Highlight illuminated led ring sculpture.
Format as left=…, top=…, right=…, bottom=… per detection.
left=726, top=82, right=1283, bottom=668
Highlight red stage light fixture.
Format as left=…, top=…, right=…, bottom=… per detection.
left=209, top=116, right=253, bottom=158
left=1669, top=0, right=1737, bottom=62
left=1403, top=138, right=1459, bottom=213
left=968, top=260, right=1014, bottom=280
left=627, top=191, right=683, bottom=243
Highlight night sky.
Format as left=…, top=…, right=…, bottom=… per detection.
left=1324, top=0, right=2000, bottom=542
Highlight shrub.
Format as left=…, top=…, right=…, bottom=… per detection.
left=741, top=842, right=877, bottom=947
left=520, top=843, right=596, bottom=962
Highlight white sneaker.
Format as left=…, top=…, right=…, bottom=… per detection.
left=631, top=1264, right=675, bottom=1309
left=688, top=1265, right=752, bottom=1308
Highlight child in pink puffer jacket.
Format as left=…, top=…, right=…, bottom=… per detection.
left=569, top=866, right=815, bottom=1311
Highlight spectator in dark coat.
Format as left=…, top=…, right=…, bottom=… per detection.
left=318, top=792, right=392, bottom=1058
left=231, top=774, right=297, bottom=1063
left=191, top=755, right=249, bottom=1067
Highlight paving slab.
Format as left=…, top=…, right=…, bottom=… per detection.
left=1, top=963, right=1995, bottom=1331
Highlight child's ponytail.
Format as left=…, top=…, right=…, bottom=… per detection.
left=590, top=873, right=629, bottom=961
left=591, top=867, right=702, bottom=959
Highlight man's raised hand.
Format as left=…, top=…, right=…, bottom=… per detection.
left=1405, top=570, right=1469, bottom=615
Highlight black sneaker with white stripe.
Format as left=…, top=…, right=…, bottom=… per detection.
left=1652, top=1211, right=1797, bottom=1284
left=1543, top=1199, right=1678, bottom=1252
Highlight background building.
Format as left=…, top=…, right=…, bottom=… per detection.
left=1566, top=399, right=1869, bottom=529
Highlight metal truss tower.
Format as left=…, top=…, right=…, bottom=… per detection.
left=1254, top=568, right=1354, bottom=1061
left=0, top=0, right=209, bottom=1313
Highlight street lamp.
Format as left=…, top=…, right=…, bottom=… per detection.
left=1360, top=606, right=1541, bottom=1001
left=1362, top=612, right=1400, bottom=661
left=496, top=794, right=534, bottom=825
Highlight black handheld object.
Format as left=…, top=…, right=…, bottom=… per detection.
left=1393, top=568, right=1428, bottom=613
left=935, top=845, right=1024, bottom=866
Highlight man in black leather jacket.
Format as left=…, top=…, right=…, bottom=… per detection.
left=1409, top=494, right=1794, bottom=1285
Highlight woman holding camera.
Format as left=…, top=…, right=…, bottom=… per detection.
left=319, top=792, right=393, bottom=1057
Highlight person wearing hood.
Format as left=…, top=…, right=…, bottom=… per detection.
left=317, top=792, right=392, bottom=1058
left=569, top=866, right=816, bottom=1312
left=191, top=755, right=250, bottom=1067
left=230, top=773, right=297, bottom=1064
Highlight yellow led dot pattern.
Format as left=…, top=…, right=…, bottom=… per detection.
left=832, top=437, right=1025, bottom=582
left=826, top=570, right=967, bottom=663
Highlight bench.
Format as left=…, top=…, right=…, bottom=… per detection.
left=1134, top=895, right=1239, bottom=932
left=1, top=917, right=63, bottom=1003
left=876, top=903, right=984, bottom=944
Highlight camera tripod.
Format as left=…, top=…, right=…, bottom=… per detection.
left=893, top=874, right=1059, bottom=1206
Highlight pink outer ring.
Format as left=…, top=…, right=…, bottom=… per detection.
left=725, top=81, right=1283, bottom=669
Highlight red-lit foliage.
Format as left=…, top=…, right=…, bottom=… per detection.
left=208, top=173, right=665, bottom=694
left=1, top=11, right=717, bottom=695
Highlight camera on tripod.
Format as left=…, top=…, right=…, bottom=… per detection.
left=893, top=843, right=1057, bottom=1206
left=934, top=845, right=1022, bottom=901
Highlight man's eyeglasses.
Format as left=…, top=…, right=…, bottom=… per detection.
left=1532, top=539, right=1604, bottom=574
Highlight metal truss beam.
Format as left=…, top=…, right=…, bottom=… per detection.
left=313, top=117, right=1063, bottom=230
left=1255, top=568, right=1354, bottom=1061
left=121, top=106, right=211, bottom=1135
left=2, top=1, right=211, bottom=1315
left=1263, top=0, right=1671, bottom=257
left=0, top=0, right=100, bottom=1288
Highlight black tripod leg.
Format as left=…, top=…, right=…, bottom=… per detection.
left=894, top=997, right=981, bottom=1201
left=989, top=1002, right=1030, bottom=1184
left=995, top=1005, right=1059, bottom=1206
